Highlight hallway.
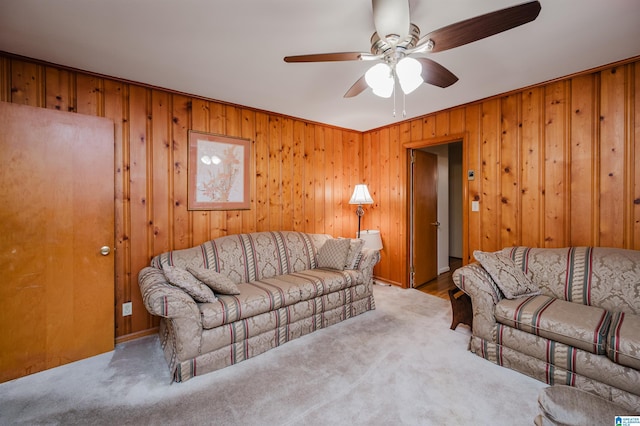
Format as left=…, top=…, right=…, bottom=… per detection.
left=415, top=257, right=462, bottom=300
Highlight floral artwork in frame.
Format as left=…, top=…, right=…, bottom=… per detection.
left=187, top=131, right=251, bottom=210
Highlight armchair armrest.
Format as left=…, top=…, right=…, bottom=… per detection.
left=452, top=263, right=504, bottom=341
left=356, top=248, right=381, bottom=286
left=138, top=266, right=203, bottom=359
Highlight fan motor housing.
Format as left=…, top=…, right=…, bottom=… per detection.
left=370, top=23, right=422, bottom=64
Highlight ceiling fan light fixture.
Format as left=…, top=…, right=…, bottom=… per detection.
left=365, top=63, right=394, bottom=98
left=396, top=57, right=423, bottom=94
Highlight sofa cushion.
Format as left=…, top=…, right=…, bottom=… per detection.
left=474, top=250, right=540, bottom=299
left=502, top=246, right=640, bottom=315
left=495, top=295, right=611, bottom=354
left=163, top=266, right=217, bottom=303
left=187, top=267, right=240, bottom=295
left=317, top=238, right=351, bottom=270
left=153, top=231, right=324, bottom=284
left=199, top=268, right=360, bottom=329
left=607, top=312, right=640, bottom=370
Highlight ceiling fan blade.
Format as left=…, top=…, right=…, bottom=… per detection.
left=424, top=1, right=541, bottom=53
left=344, top=75, right=369, bottom=98
left=284, top=52, right=367, bottom=63
left=417, top=58, right=458, bottom=88
left=372, top=0, right=410, bottom=41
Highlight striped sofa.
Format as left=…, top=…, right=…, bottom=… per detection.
left=138, top=231, right=379, bottom=382
left=452, top=247, right=640, bottom=411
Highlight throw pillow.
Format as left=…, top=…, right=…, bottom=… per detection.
left=473, top=250, right=541, bottom=299
left=163, top=266, right=217, bottom=303
left=187, top=267, right=241, bottom=295
left=341, top=238, right=365, bottom=269
left=317, top=238, right=352, bottom=270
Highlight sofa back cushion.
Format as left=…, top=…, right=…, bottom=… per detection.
left=501, top=246, right=640, bottom=315
left=152, top=231, right=331, bottom=284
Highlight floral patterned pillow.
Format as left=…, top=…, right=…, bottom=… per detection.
left=187, top=267, right=241, bottom=295
left=163, top=266, right=217, bottom=303
left=317, top=238, right=352, bottom=270
left=473, top=250, right=541, bottom=299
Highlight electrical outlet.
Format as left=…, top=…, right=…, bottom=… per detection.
left=122, top=302, right=132, bottom=316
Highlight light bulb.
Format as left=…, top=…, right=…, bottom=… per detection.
left=365, top=63, right=394, bottom=98
left=396, top=57, right=423, bottom=94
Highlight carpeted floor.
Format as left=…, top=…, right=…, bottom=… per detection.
left=0, top=285, right=546, bottom=425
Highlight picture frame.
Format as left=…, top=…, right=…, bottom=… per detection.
left=187, top=130, right=251, bottom=210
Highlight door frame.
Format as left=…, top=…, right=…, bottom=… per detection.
left=403, top=132, right=469, bottom=288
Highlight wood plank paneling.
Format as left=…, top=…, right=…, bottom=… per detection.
left=465, top=105, right=481, bottom=263
left=11, top=61, right=43, bottom=106
left=481, top=99, right=501, bottom=251
left=127, top=85, right=153, bottom=334
left=543, top=81, right=570, bottom=247
left=2, top=53, right=639, bottom=341
left=570, top=74, right=598, bottom=246
left=520, top=88, right=544, bottom=247
left=599, top=67, right=626, bottom=247
left=171, top=95, right=191, bottom=249
left=500, top=94, right=520, bottom=247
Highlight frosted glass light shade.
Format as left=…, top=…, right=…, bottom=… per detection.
left=365, top=63, right=394, bottom=98
left=349, top=184, right=374, bottom=205
left=358, top=229, right=383, bottom=250
left=396, top=57, right=423, bottom=94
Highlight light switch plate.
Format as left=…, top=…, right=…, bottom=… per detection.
left=472, top=201, right=480, bottom=212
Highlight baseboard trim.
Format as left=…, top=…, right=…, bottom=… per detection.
left=438, top=266, right=451, bottom=275
left=115, top=327, right=158, bottom=345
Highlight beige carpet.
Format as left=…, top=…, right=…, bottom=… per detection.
left=0, top=285, right=546, bottom=425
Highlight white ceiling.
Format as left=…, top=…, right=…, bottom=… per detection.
left=1, top=0, right=639, bottom=132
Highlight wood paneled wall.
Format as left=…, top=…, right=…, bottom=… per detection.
left=363, top=60, right=640, bottom=287
left=0, top=55, right=362, bottom=341
left=2, top=52, right=639, bottom=341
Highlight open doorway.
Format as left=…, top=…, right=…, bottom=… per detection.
left=409, top=140, right=463, bottom=296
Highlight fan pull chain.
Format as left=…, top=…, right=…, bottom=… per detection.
left=392, top=85, right=397, bottom=118
left=402, top=91, right=407, bottom=118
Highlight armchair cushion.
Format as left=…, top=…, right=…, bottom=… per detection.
left=496, top=295, right=611, bottom=354
left=607, top=312, right=640, bottom=370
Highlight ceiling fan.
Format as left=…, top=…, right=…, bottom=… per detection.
left=284, top=0, right=541, bottom=99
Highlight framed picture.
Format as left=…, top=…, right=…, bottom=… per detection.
left=187, top=130, right=251, bottom=210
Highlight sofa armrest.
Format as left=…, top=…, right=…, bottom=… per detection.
left=356, top=248, right=381, bottom=285
left=452, top=263, right=504, bottom=342
left=138, top=266, right=203, bottom=360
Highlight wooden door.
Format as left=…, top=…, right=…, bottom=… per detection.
left=411, top=150, right=438, bottom=287
left=0, top=102, right=115, bottom=382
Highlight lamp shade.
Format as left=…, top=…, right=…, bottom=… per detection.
left=365, top=63, right=394, bottom=98
left=396, top=57, right=423, bottom=95
left=359, top=229, right=383, bottom=250
left=349, top=184, right=374, bottom=205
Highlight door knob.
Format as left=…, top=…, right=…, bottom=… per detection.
left=430, top=221, right=441, bottom=226
left=100, top=246, right=111, bottom=256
